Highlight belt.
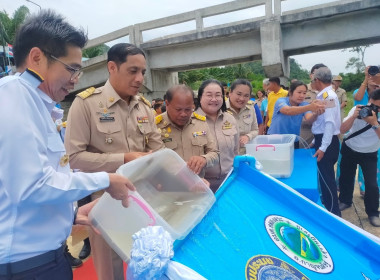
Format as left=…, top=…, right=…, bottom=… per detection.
left=0, top=243, right=65, bottom=275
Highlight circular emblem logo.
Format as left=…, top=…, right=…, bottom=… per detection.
left=265, top=215, right=333, bottom=273
left=245, top=255, right=310, bottom=280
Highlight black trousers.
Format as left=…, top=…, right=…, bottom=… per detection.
left=0, top=248, right=72, bottom=280
left=314, top=134, right=341, bottom=216
left=338, top=141, right=379, bottom=217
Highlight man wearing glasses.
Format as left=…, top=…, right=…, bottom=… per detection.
left=0, top=10, right=136, bottom=280
left=311, top=66, right=341, bottom=217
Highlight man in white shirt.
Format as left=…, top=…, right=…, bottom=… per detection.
left=311, top=67, right=341, bottom=216
left=338, top=89, right=380, bottom=227
left=0, top=10, right=135, bottom=280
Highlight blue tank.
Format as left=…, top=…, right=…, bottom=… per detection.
left=173, top=155, right=380, bottom=279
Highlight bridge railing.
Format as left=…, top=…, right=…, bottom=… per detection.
left=85, top=0, right=281, bottom=50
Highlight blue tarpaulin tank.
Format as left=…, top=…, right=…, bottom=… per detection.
left=173, top=155, right=380, bottom=279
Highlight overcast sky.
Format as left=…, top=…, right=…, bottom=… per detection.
left=2, top=0, right=379, bottom=75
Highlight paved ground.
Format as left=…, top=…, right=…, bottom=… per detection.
left=340, top=185, right=380, bottom=239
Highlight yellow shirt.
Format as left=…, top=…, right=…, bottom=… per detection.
left=266, top=87, right=288, bottom=127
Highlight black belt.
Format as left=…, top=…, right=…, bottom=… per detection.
left=0, top=243, right=65, bottom=275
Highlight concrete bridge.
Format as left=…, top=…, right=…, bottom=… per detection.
left=75, top=0, right=380, bottom=98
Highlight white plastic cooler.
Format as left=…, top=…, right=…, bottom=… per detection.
left=89, top=149, right=215, bottom=261
left=245, top=134, right=297, bottom=178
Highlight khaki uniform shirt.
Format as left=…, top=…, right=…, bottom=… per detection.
left=155, top=111, right=219, bottom=178
left=65, top=80, right=164, bottom=173
left=300, top=84, right=319, bottom=145
left=195, top=108, right=239, bottom=178
left=226, top=99, right=258, bottom=154
left=335, top=87, right=347, bottom=119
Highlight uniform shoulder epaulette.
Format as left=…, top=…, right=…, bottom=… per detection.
left=139, top=95, right=151, bottom=107
left=193, top=112, right=206, bottom=121
left=62, top=121, right=67, bottom=128
left=76, top=87, right=96, bottom=99
left=247, top=100, right=254, bottom=105
left=155, top=114, right=163, bottom=125
left=322, top=91, right=329, bottom=99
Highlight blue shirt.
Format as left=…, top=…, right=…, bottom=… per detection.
left=254, top=103, right=263, bottom=124
left=0, top=70, right=109, bottom=263
left=353, top=88, right=369, bottom=106
left=260, top=98, right=268, bottom=116
left=267, top=97, right=310, bottom=136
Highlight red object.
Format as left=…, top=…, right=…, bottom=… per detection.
left=73, top=257, right=127, bottom=280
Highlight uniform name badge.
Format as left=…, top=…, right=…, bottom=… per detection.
left=192, top=131, right=206, bottom=137
left=243, top=114, right=251, bottom=119
left=98, top=111, right=115, bottom=122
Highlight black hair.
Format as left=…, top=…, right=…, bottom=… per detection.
left=165, top=84, right=194, bottom=102
left=13, top=10, right=88, bottom=67
left=230, top=79, right=252, bottom=93
left=310, top=63, right=327, bottom=74
left=153, top=103, right=162, bottom=110
left=107, top=43, right=145, bottom=65
left=288, top=81, right=307, bottom=96
left=221, top=81, right=228, bottom=87
left=196, top=79, right=227, bottom=112
left=370, top=88, right=380, bottom=101
left=268, top=77, right=281, bottom=86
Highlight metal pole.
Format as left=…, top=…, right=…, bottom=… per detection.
left=26, top=0, right=42, bottom=10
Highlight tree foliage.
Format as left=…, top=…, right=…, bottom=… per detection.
left=179, top=59, right=310, bottom=94
left=0, top=6, right=30, bottom=44
left=82, top=44, right=110, bottom=58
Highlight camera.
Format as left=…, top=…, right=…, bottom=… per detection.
left=368, top=66, right=380, bottom=76
left=358, top=104, right=379, bottom=119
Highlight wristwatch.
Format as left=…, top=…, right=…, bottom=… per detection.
left=372, top=124, right=380, bottom=130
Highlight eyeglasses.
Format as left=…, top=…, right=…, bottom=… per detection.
left=49, top=55, right=83, bottom=81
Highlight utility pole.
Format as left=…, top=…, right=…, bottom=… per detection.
left=26, top=0, right=42, bottom=10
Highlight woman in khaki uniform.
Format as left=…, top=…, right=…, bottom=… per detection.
left=195, top=79, right=239, bottom=192
left=226, top=79, right=259, bottom=154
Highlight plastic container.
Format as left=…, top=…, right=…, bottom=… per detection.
left=245, top=134, right=296, bottom=178
left=89, top=149, right=216, bottom=261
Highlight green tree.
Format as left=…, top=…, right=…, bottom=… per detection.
left=289, top=58, right=310, bottom=83
left=82, top=44, right=110, bottom=58
left=342, top=45, right=371, bottom=73
left=0, top=6, right=30, bottom=44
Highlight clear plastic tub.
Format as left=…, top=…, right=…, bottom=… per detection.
left=89, top=149, right=216, bottom=261
left=245, top=134, right=296, bottom=178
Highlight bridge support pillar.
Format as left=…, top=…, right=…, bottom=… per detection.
left=260, top=20, right=289, bottom=80
left=144, top=69, right=179, bottom=100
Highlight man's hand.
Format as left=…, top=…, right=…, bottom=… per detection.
left=124, top=151, right=151, bottom=163
left=309, top=100, right=326, bottom=114
left=313, top=149, right=325, bottom=162
left=363, top=110, right=379, bottom=126
left=187, top=156, right=207, bottom=175
left=239, top=135, right=250, bottom=146
left=352, top=105, right=361, bottom=119
left=107, top=173, right=136, bottom=207
left=75, top=199, right=101, bottom=234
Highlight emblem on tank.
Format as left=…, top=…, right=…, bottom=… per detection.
left=265, top=215, right=333, bottom=274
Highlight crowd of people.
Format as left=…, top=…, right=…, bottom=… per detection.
left=1, top=9, right=380, bottom=280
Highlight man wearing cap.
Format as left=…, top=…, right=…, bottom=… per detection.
left=332, top=75, right=347, bottom=121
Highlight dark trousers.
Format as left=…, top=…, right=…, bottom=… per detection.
left=338, top=141, right=379, bottom=217
left=314, top=134, right=341, bottom=216
left=0, top=248, right=72, bottom=280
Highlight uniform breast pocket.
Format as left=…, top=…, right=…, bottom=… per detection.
left=222, top=128, right=238, bottom=149
left=47, top=133, right=66, bottom=169
left=191, top=136, right=208, bottom=156
left=242, top=117, right=253, bottom=133
left=164, top=139, right=178, bottom=150
left=96, top=122, right=122, bottom=135
left=137, top=123, right=152, bottom=135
